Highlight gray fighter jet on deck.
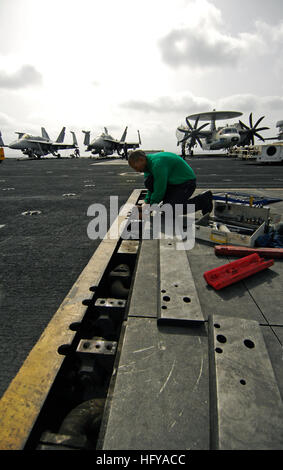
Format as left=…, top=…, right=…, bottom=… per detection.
left=0, top=127, right=79, bottom=159
left=82, top=127, right=141, bottom=158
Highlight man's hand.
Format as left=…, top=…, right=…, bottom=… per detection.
left=136, top=203, right=150, bottom=220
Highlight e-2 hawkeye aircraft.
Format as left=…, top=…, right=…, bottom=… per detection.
left=82, top=126, right=141, bottom=158
left=176, top=110, right=269, bottom=156
left=0, top=127, right=79, bottom=159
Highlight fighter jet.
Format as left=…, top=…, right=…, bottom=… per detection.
left=0, top=127, right=79, bottom=159
left=176, top=111, right=269, bottom=157
left=82, top=126, right=141, bottom=158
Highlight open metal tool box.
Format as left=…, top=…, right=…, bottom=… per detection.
left=195, top=201, right=271, bottom=246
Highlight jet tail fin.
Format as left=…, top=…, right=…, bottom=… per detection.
left=70, top=131, right=78, bottom=146
left=120, top=126, right=128, bottom=142
left=41, top=127, right=50, bottom=140
left=0, top=131, right=5, bottom=147
left=15, top=132, right=24, bottom=139
left=82, top=130, right=90, bottom=146
left=56, top=127, right=66, bottom=143
left=104, top=127, right=109, bottom=135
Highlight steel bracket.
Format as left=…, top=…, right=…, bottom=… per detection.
left=158, top=239, right=204, bottom=325
left=76, top=338, right=117, bottom=358
left=208, top=314, right=283, bottom=449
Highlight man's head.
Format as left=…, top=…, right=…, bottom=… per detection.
left=128, top=150, right=147, bottom=172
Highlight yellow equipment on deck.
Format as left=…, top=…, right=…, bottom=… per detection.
left=0, top=147, right=5, bottom=162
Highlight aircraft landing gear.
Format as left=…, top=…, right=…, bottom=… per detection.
left=70, top=149, right=80, bottom=158
left=181, top=141, right=195, bottom=159
left=24, top=149, right=36, bottom=159
left=181, top=142, right=187, bottom=159
left=121, top=144, right=128, bottom=160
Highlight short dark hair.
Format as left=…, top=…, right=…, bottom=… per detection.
left=128, top=149, right=146, bottom=163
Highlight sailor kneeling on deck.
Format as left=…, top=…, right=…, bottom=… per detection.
left=128, top=150, right=213, bottom=216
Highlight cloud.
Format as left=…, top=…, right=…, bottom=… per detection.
left=121, top=90, right=283, bottom=141
left=121, top=93, right=212, bottom=114
left=0, top=111, right=14, bottom=127
left=218, top=94, right=283, bottom=112
left=159, top=30, right=262, bottom=69
left=158, top=0, right=270, bottom=69
left=255, top=19, right=283, bottom=44
left=0, top=64, right=42, bottom=89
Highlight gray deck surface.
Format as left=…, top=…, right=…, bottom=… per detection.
left=1, top=155, right=283, bottom=449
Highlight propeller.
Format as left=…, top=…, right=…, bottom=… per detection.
left=239, top=113, right=269, bottom=145
left=176, top=116, right=209, bottom=152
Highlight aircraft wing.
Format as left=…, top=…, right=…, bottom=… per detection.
left=103, top=138, right=120, bottom=144
left=103, top=137, right=140, bottom=148
left=51, top=142, right=78, bottom=149
left=22, top=139, right=51, bottom=145
left=122, top=141, right=140, bottom=148
left=24, top=140, right=77, bottom=149
left=27, top=139, right=75, bottom=149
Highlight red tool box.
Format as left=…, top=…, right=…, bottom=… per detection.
left=215, top=245, right=283, bottom=258
left=203, top=253, right=274, bottom=290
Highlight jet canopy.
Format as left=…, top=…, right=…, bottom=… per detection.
left=219, top=128, right=238, bottom=135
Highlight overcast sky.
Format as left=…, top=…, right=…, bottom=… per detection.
left=0, top=0, right=283, bottom=156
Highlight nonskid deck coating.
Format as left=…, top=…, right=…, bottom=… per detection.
left=0, top=156, right=283, bottom=400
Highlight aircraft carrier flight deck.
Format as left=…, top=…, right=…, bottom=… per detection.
left=0, top=155, right=283, bottom=450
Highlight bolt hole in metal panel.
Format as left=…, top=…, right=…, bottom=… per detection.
left=158, top=239, right=204, bottom=325
left=208, top=314, right=283, bottom=449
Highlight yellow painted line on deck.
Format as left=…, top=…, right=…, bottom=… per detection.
left=0, top=189, right=140, bottom=450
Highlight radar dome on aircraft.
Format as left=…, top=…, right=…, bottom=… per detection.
left=187, top=110, right=243, bottom=121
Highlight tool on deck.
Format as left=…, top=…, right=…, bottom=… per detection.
left=215, top=245, right=283, bottom=258
left=203, top=253, right=274, bottom=290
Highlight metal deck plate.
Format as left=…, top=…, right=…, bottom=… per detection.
left=158, top=239, right=204, bottom=325
left=127, top=240, right=159, bottom=318
left=208, top=314, right=283, bottom=450
left=100, top=317, right=209, bottom=450
left=117, top=240, right=139, bottom=255
left=188, top=253, right=265, bottom=323
left=241, top=261, right=283, bottom=326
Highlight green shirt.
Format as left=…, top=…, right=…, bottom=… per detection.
left=144, top=152, right=196, bottom=204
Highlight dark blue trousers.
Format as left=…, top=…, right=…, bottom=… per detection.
left=144, top=175, right=205, bottom=212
